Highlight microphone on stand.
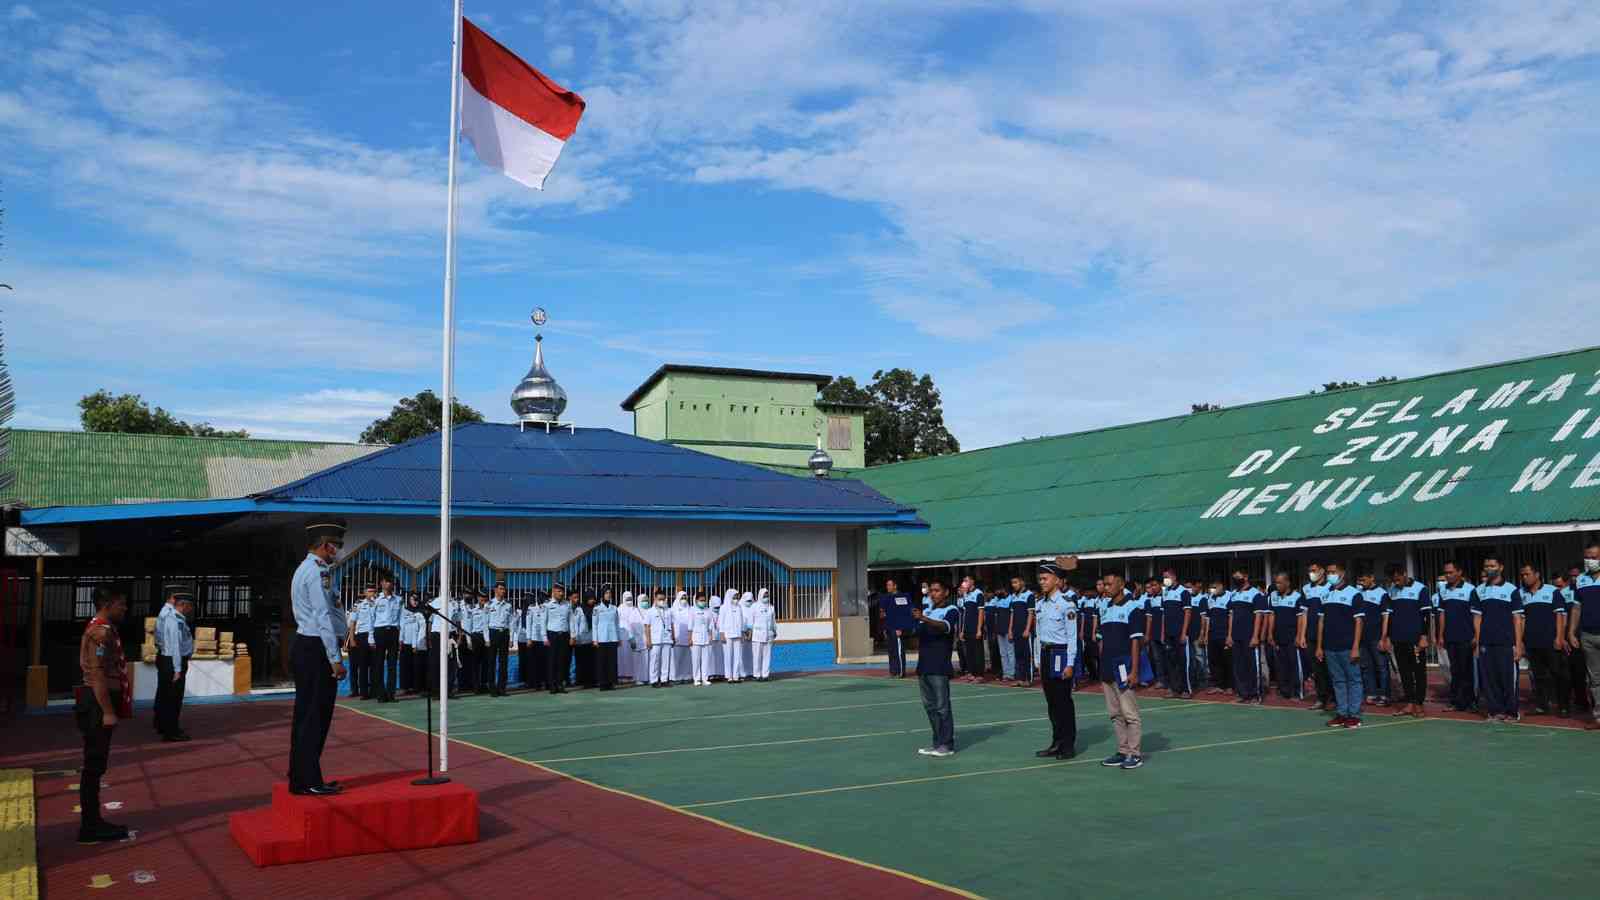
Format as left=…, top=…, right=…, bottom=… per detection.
left=413, top=602, right=465, bottom=787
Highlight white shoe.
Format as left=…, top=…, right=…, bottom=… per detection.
left=917, top=747, right=936, bottom=756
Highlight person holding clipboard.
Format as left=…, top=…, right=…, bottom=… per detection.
left=1031, top=559, right=1080, bottom=759
left=910, top=581, right=960, bottom=757
left=880, top=578, right=914, bottom=678
left=1096, top=572, right=1146, bottom=770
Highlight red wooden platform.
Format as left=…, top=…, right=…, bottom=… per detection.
left=229, top=772, right=478, bottom=866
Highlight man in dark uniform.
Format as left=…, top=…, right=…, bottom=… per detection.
left=76, top=586, right=132, bottom=843
left=289, top=519, right=348, bottom=796
left=880, top=578, right=913, bottom=678
left=152, top=585, right=195, bottom=742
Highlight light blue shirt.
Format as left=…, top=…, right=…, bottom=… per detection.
left=155, top=603, right=193, bottom=666
left=353, top=599, right=376, bottom=636
left=373, top=592, right=403, bottom=628
left=1033, top=590, right=1078, bottom=650
left=571, top=605, right=592, bottom=643
left=545, top=600, right=572, bottom=634
left=291, top=553, right=345, bottom=665
left=593, top=603, right=620, bottom=643
left=400, top=608, right=422, bottom=647
left=487, top=598, right=514, bottom=631
left=524, top=605, right=547, bottom=642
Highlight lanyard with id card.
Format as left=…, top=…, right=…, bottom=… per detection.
left=1046, top=646, right=1074, bottom=680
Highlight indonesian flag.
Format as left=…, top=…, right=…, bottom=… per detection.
left=459, top=18, right=585, bottom=190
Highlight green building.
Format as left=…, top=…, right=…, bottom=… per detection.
left=622, top=365, right=866, bottom=470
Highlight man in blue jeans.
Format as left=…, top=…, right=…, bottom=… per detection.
left=912, top=579, right=959, bottom=757
left=1316, top=563, right=1365, bottom=728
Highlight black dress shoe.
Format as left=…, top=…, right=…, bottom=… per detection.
left=161, top=733, right=191, bottom=742
left=290, top=784, right=343, bottom=796
left=1035, top=746, right=1061, bottom=758
left=1054, top=749, right=1077, bottom=760
left=77, top=822, right=130, bottom=844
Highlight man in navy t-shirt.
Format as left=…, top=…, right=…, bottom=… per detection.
left=912, top=580, right=959, bottom=756
left=1472, top=556, right=1523, bottom=721
left=1435, top=561, right=1479, bottom=712
left=1316, top=563, right=1364, bottom=727
left=879, top=578, right=914, bottom=679
left=1568, top=543, right=1600, bottom=730
left=1516, top=563, right=1567, bottom=717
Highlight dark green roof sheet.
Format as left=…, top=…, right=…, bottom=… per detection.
left=2, top=430, right=380, bottom=508
left=861, top=346, right=1600, bottom=566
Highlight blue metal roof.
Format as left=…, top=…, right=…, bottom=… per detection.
left=245, top=423, right=924, bottom=526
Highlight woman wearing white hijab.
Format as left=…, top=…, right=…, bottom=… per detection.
left=718, top=589, right=745, bottom=683
left=706, top=592, right=725, bottom=682
left=616, top=591, right=644, bottom=683
left=749, top=588, right=778, bottom=681
left=739, top=591, right=757, bottom=678
left=671, top=590, right=694, bottom=684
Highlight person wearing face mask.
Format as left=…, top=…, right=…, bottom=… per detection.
left=741, top=591, right=758, bottom=676
left=1266, top=572, right=1303, bottom=701
left=1300, top=565, right=1332, bottom=711
left=1225, top=569, right=1267, bottom=703
left=1472, top=557, right=1523, bottom=722
left=399, top=593, right=422, bottom=695
left=1204, top=580, right=1231, bottom=694
left=644, top=590, right=674, bottom=687
left=706, top=592, right=726, bottom=683
left=1435, top=562, right=1478, bottom=713
left=688, top=592, right=714, bottom=686
left=1008, top=577, right=1035, bottom=687
left=749, top=589, right=778, bottom=681
left=1355, top=573, right=1391, bottom=707
left=1316, top=562, right=1365, bottom=728
left=1568, top=544, right=1600, bottom=730
left=1379, top=566, right=1431, bottom=718
left=289, top=520, right=349, bottom=796
left=669, top=591, right=692, bottom=684
left=617, top=591, right=643, bottom=685
left=1158, top=569, right=1193, bottom=699
left=719, top=588, right=746, bottom=683
left=1513, top=564, right=1566, bottom=717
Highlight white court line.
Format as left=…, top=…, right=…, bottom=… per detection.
left=532, top=702, right=1215, bottom=764
left=680, top=715, right=1427, bottom=809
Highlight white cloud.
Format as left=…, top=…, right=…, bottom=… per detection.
left=8, top=4, right=35, bottom=22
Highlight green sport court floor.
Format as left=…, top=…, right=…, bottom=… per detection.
left=349, top=674, right=1600, bottom=899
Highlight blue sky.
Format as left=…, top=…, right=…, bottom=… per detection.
left=1, top=1, right=1596, bottom=446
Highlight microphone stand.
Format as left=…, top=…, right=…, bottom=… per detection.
left=413, top=604, right=461, bottom=787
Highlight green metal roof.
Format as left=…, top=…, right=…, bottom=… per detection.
left=2, top=429, right=380, bottom=508
left=861, top=346, right=1600, bottom=567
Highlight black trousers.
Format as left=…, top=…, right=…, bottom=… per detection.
left=457, top=638, right=476, bottom=691
left=75, top=687, right=121, bottom=828
left=1568, top=648, right=1592, bottom=710
left=1039, top=644, right=1077, bottom=750
left=1392, top=640, right=1426, bottom=705
left=1209, top=638, right=1232, bottom=689
left=289, top=635, right=337, bottom=791
left=546, top=633, right=571, bottom=692
left=400, top=640, right=419, bottom=688
left=526, top=641, right=547, bottom=689
left=575, top=643, right=596, bottom=686
left=1232, top=642, right=1259, bottom=699
left=1164, top=640, right=1192, bottom=694
left=1012, top=636, right=1033, bottom=681
left=597, top=641, right=619, bottom=688
left=987, top=635, right=1003, bottom=675
left=1446, top=640, right=1476, bottom=709
left=373, top=626, right=399, bottom=699
left=154, top=655, right=188, bottom=736
left=349, top=634, right=372, bottom=697
left=1082, top=638, right=1099, bottom=681
left=490, top=629, right=511, bottom=693
left=886, top=630, right=906, bottom=676
left=427, top=633, right=457, bottom=694
left=474, top=634, right=491, bottom=693
left=1273, top=643, right=1301, bottom=699
left=1527, top=647, right=1568, bottom=711
left=962, top=637, right=985, bottom=675
left=1306, top=648, right=1332, bottom=703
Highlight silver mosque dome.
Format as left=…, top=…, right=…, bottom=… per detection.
left=510, top=316, right=567, bottom=424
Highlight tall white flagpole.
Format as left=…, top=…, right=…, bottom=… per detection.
left=437, top=0, right=464, bottom=773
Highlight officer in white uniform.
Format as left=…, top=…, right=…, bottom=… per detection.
left=616, top=591, right=642, bottom=683
left=671, top=591, right=693, bottom=684
left=718, top=588, right=746, bottom=683
left=644, top=590, right=673, bottom=687
left=707, top=592, right=726, bottom=682
left=749, top=589, right=778, bottom=681
left=690, top=592, right=716, bottom=685
left=741, top=591, right=758, bottom=676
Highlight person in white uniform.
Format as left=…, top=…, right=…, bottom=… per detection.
left=644, top=590, right=673, bottom=688
left=616, top=591, right=642, bottom=683
left=749, top=588, right=778, bottom=681
left=740, top=591, right=758, bottom=677
left=706, top=592, right=726, bottom=682
left=670, top=591, right=694, bottom=684
left=690, top=592, right=716, bottom=685
left=718, top=589, right=745, bottom=683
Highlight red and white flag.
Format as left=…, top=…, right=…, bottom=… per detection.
left=459, top=18, right=585, bottom=190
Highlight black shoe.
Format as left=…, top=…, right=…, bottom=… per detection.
left=1054, top=749, right=1077, bottom=760
left=1035, top=745, right=1061, bottom=758
left=290, top=784, right=343, bottom=796
left=77, top=822, right=130, bottom=844
left=161, top=732, right=191, bottom=742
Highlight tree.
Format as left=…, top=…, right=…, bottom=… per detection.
left=359, top=390, right=484, bottom=445
left=821, top=369, right=960, bottom=466
left=78, top=390, right=249, bottom=438
left=1313, top=376, right=1397, bottom=394
left=1190, top=402, right=1225, bottom=413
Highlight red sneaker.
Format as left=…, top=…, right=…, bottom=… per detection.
left=1326, top=716, right=1346, bottom=727
left=1342, top=718, right=1361, bottom=729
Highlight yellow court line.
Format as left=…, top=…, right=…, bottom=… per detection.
left=338, top=703, right=983, bottom=900
left=449, top=689, right=1034, bottom=737
left=532, top=700, right=1219, bottom=764
left=0, top=769, right=39, bottom=900
left=680, top=716, right=1428, bottom=810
